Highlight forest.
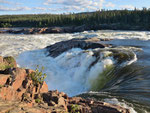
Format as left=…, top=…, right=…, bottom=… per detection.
left=0, top=8, right=150, bottom=30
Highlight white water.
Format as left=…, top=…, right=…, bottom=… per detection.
left=104, top=98, right=137, bottom=113
left=1, top=30, right=150, bottom=113
left=17, top=48, right=115, bottom=96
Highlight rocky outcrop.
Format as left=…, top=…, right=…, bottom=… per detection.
left=0, top=23, right=147, bottom=34
left=0, top=26, right=85, bottom=34
left=0, top=56, right=130, bottom=113
left=46, top=37, right=110, bottom=57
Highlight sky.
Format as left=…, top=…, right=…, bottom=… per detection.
left=0, top=0, right=149, bottom=15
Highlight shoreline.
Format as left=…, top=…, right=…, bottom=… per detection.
left=0, top=24, right=149, bottom=34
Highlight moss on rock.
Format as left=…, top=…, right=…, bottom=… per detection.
left=0, top=56, right=16, bottom=70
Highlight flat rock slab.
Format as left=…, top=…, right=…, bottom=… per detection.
left=46, top=37, right=110, bottom=57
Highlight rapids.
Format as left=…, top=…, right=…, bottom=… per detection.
left=1, top=30, right=150, bottom=113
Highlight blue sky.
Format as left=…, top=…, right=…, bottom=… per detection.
left=0, top=0, right=149, bottom=15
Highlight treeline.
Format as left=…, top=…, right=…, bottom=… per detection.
left=0, top=8, right=150, bottom=30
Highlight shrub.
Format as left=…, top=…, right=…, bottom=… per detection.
left=35, top=98, right=41, bottom=103
left=71, top=104, right=80, bottom=113
left=29, top=65, right=47, bottom=85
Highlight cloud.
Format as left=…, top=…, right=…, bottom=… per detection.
left=0, top=5, right=31, bottom=11
left=44, top=0, right=105, bottom=12
left=0, top=0, right=21, bottom=5
left=0, top=0, right=11, bottom=4
left=119, top=5, right=135, bottom=10
left=34, top=7, right=46, bottom=10
left=105, top=2, right=115, bottom=8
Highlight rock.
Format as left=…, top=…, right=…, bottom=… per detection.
left=40, top=81, right=48, bottom=93
left=0, top=56, right=17, bottom=70
left=90, top=101, right=130, bottom=113
left=50, top=27, right=64, bottom=33
left=0, top=56, right=48, bottom=102
left=46, top=37, right=109, bottom=57
left=0, top=74, right=10, bottom=86
left=0, top=56, right=3, bottom=63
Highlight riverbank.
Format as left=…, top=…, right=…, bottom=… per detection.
left=0, top=24, right=148, bottom=34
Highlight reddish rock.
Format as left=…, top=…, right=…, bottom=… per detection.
left=0, top=86, right=15, bottom=100
left=11, top=68, right=27, bottom=90
left=0, top=74, right=10, bottom=86
left=40, top=81, right=48, bottom=93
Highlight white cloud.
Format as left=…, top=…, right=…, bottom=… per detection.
left=119, top=5, right=135, bottom=10
left=99, top=0, right=105, bottom=8
left=34, top=7, right=46, bottom=10
left=0, top=0, right=10, bottom=4
left=0, top=0, right=21, bottom=5
left=0, top=5, right=31, bottom=11
left=44, top=0, right=105, bottom=12
left=105, top=2, right=115, bottom=8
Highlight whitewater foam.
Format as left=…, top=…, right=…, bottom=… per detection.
left=17, top=48, right=116, bottom=96
left=0, top=31, right=141, bottom=96
left=104, top=98, right=137, bottom=113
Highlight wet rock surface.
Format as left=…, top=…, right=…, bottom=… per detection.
left=0, top=56, right=131, bottom=113
left=46, top=37, right=110, bottom=57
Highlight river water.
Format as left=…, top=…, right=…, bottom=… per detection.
left=0, top=30, right=150, bottom=113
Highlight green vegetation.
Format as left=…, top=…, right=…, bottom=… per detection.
left=29, top=65, right=47, bottom=85
left=3, top=56, right=15, bottom=64
left=70, top=104, right=80, bottom=113
left=0, top=64, right=13, bottom=70
left=0, top=8, right=150, bottom=30
left=35, top=98, right=41, bottom=103
left=0, top=85, right=3, bottom=88
left=0, top=56, right=16, bottom=70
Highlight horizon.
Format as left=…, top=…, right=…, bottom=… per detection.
left=0, top=0, right=149, bottom=15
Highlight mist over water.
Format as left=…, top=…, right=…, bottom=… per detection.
left=1, top=30, right=150, bottom=113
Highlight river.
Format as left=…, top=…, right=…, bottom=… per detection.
left=0, top=30, right=150, bottom=113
